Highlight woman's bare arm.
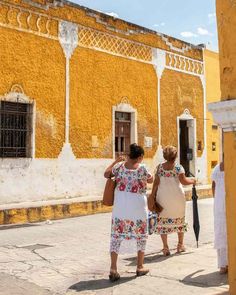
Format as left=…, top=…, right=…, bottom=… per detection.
left=104, top=156, right=124, bottom=178
left=149, top=175, right=160, bottom=197
left=147, top=175, right=154, bottom=184
left=179, top=173, right=196, bottom=186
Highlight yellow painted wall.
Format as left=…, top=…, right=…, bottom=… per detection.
left=70, top=47, right=158, bottom=158
left=161, top=69, right=204, bottom=154
left=205, top=49, right=221, bottom=181
left=216, top=1, right=236, bottom=293
left=0, top=0, right=208, bottom=170
left=0, top=26, right=65, bottom=158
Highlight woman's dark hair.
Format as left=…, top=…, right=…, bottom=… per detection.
left=129, top=143, right=144, bottom=159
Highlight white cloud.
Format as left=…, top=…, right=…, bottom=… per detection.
left=153, top=22, right=165, bottom=27
left=208, top=12, right=216, bottom=24
left=197, top=27, right=212, bottom=36
left=180, top=31, right=198, bottom=38
left=105, top=12, right=119, bottom=18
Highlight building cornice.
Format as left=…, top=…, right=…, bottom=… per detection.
left=208, top=99, right=236, bottom=132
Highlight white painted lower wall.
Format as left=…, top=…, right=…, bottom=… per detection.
left=0, top=147, right=208, bottom=205
left=0, top=158, right=113, bottom=205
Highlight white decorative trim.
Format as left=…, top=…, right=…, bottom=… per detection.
left=58, top=143, right=76, bottom=161
left=78, top=25, right=152, bottom=64
left=165, top=51, right=204, bottom=77
left=152, top=49, right=166, bottom=146
left=112, top=100, right=137, bottom=159
left=208, top=99, right=236, bottom=132
left=160, top=35, right=193, bottom=53
left=152, top=48, right=166, bottom=78
left=59, top=21, right=78, bottom=155
left=177, top=112, right=197, bottom=177
left=59, top=21, right=78, bottom=59
left=0, top=88, right=36, bottom=158
left=0, top=1, right=58, bottom=40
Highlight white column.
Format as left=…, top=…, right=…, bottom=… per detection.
left=59, top=21, right=78, bottom=160
left=152, top=48, right=166, bottom=147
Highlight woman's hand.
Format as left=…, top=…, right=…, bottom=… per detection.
left=179, top=174, right=196, bottom=186
left=115, top=155, right=126, bottom=164
left=104, top=156, right=125, bottom=178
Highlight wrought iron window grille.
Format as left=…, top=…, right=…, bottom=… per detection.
left=0, top=100, right=33, bottom=158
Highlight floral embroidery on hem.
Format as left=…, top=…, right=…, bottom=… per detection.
left=111, top=218, right=148, bottom=240
left=154, top=216, right=188, bottom=235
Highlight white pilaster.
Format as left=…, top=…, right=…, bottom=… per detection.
left=59, top=21, right=78, bottom=160
left=152, top=48, right=166, bottom=147
left=208, top=99, right=236, bottom=131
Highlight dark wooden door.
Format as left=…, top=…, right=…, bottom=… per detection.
left=179, top=120, right=190, bottom=175
left=115, top=112, right=131, bottom=158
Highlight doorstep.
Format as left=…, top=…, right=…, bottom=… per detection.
left=0, top=185, right=212, bottom=225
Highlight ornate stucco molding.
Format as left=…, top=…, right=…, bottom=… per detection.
left=0, top=1, right=58, bottom=40
left=152, top=48, right=166, bottom=147
left=208, top=99, right=236, bottom=132
left=152, top=48, right=166, bottom=78
left=59, top=21, right=78, bottom=59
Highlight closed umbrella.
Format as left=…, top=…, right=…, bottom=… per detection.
left=192, top=184, right=200, bottom=247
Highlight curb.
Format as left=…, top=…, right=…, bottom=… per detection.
left=0, top=188, right=212, bottom=225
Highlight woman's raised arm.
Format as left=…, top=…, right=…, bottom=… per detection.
left=104, top=156, right=124, bottom=178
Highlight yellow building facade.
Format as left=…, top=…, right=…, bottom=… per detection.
left=0, top=0, right=219, bottom=204
left=205, top=49, right=221, bottom=181
left=209, top=1, right=236, bottom=293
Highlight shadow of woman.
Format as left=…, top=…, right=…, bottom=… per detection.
left=181, top=270, right=228, bottom=288
left=68, top=275, right=137, bottom=292
left=124, top=251, right=194, bottom=266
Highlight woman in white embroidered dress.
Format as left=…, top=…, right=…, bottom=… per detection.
left=149, top=146, right=195, bottom=256
left=212, top=160, right=228, bottom=274
left=104, top=144, right=153, bottom=282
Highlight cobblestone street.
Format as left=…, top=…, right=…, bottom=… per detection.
left=0, top=199, right=229, bottom=295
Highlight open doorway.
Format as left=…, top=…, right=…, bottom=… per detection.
left=178, top=113, right=196, bottom=177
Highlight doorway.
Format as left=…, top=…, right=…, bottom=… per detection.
left=115, top=112, right=131, bottom=158
left=178, top=117, right=196, bottom=177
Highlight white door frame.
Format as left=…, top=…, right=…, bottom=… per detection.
left=112, top=102, right=137, bottom=159
left=177, top=109, right=197, bottom=176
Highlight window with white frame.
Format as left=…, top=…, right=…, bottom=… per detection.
left=0, top=100, right=33, bottom=158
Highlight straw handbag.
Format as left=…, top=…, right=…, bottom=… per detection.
left=102, top=178, right=116, bottom=206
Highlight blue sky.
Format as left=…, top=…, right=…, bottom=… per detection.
left=73, top=0, right=218, bottom=51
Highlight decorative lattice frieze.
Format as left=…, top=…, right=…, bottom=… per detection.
left=0, top=1, right=58, bottom=39
left=78, top=26, right=153, bottom=63
left=166, top=52, right=204, bottom=76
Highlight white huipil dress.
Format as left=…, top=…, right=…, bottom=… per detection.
left=211, top=164, right=228, bottom=268
left=110, top=162, right=151, bottom=254
left=154, top=163, right=188, bottom=234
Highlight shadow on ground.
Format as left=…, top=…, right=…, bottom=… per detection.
left=181, top=270, right=228, bottom=288
left=68, top=275, right=136, bottom=292
left=124, top=251, right=194, bottom=266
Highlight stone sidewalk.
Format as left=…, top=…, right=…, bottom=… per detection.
left=0, top=198, right=229, bottom=295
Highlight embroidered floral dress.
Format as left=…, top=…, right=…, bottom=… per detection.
left=110, top=162, right=152, bottom=254
left=154, top=163, right=188, bottom=235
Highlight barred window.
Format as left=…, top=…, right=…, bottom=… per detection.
left=0, top=101, right=33, bottom=158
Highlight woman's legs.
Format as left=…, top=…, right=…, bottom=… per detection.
left=161, top=234, right=170, bottom=256
left=217, top=248, right=228, bottom=274
left=137, top=250, right=145, bottom=269
left=110, top=239, right=121, bottom=273
left=110, top=252, right=118, bottom=272
left=177, top=232, right=186, bottom=253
